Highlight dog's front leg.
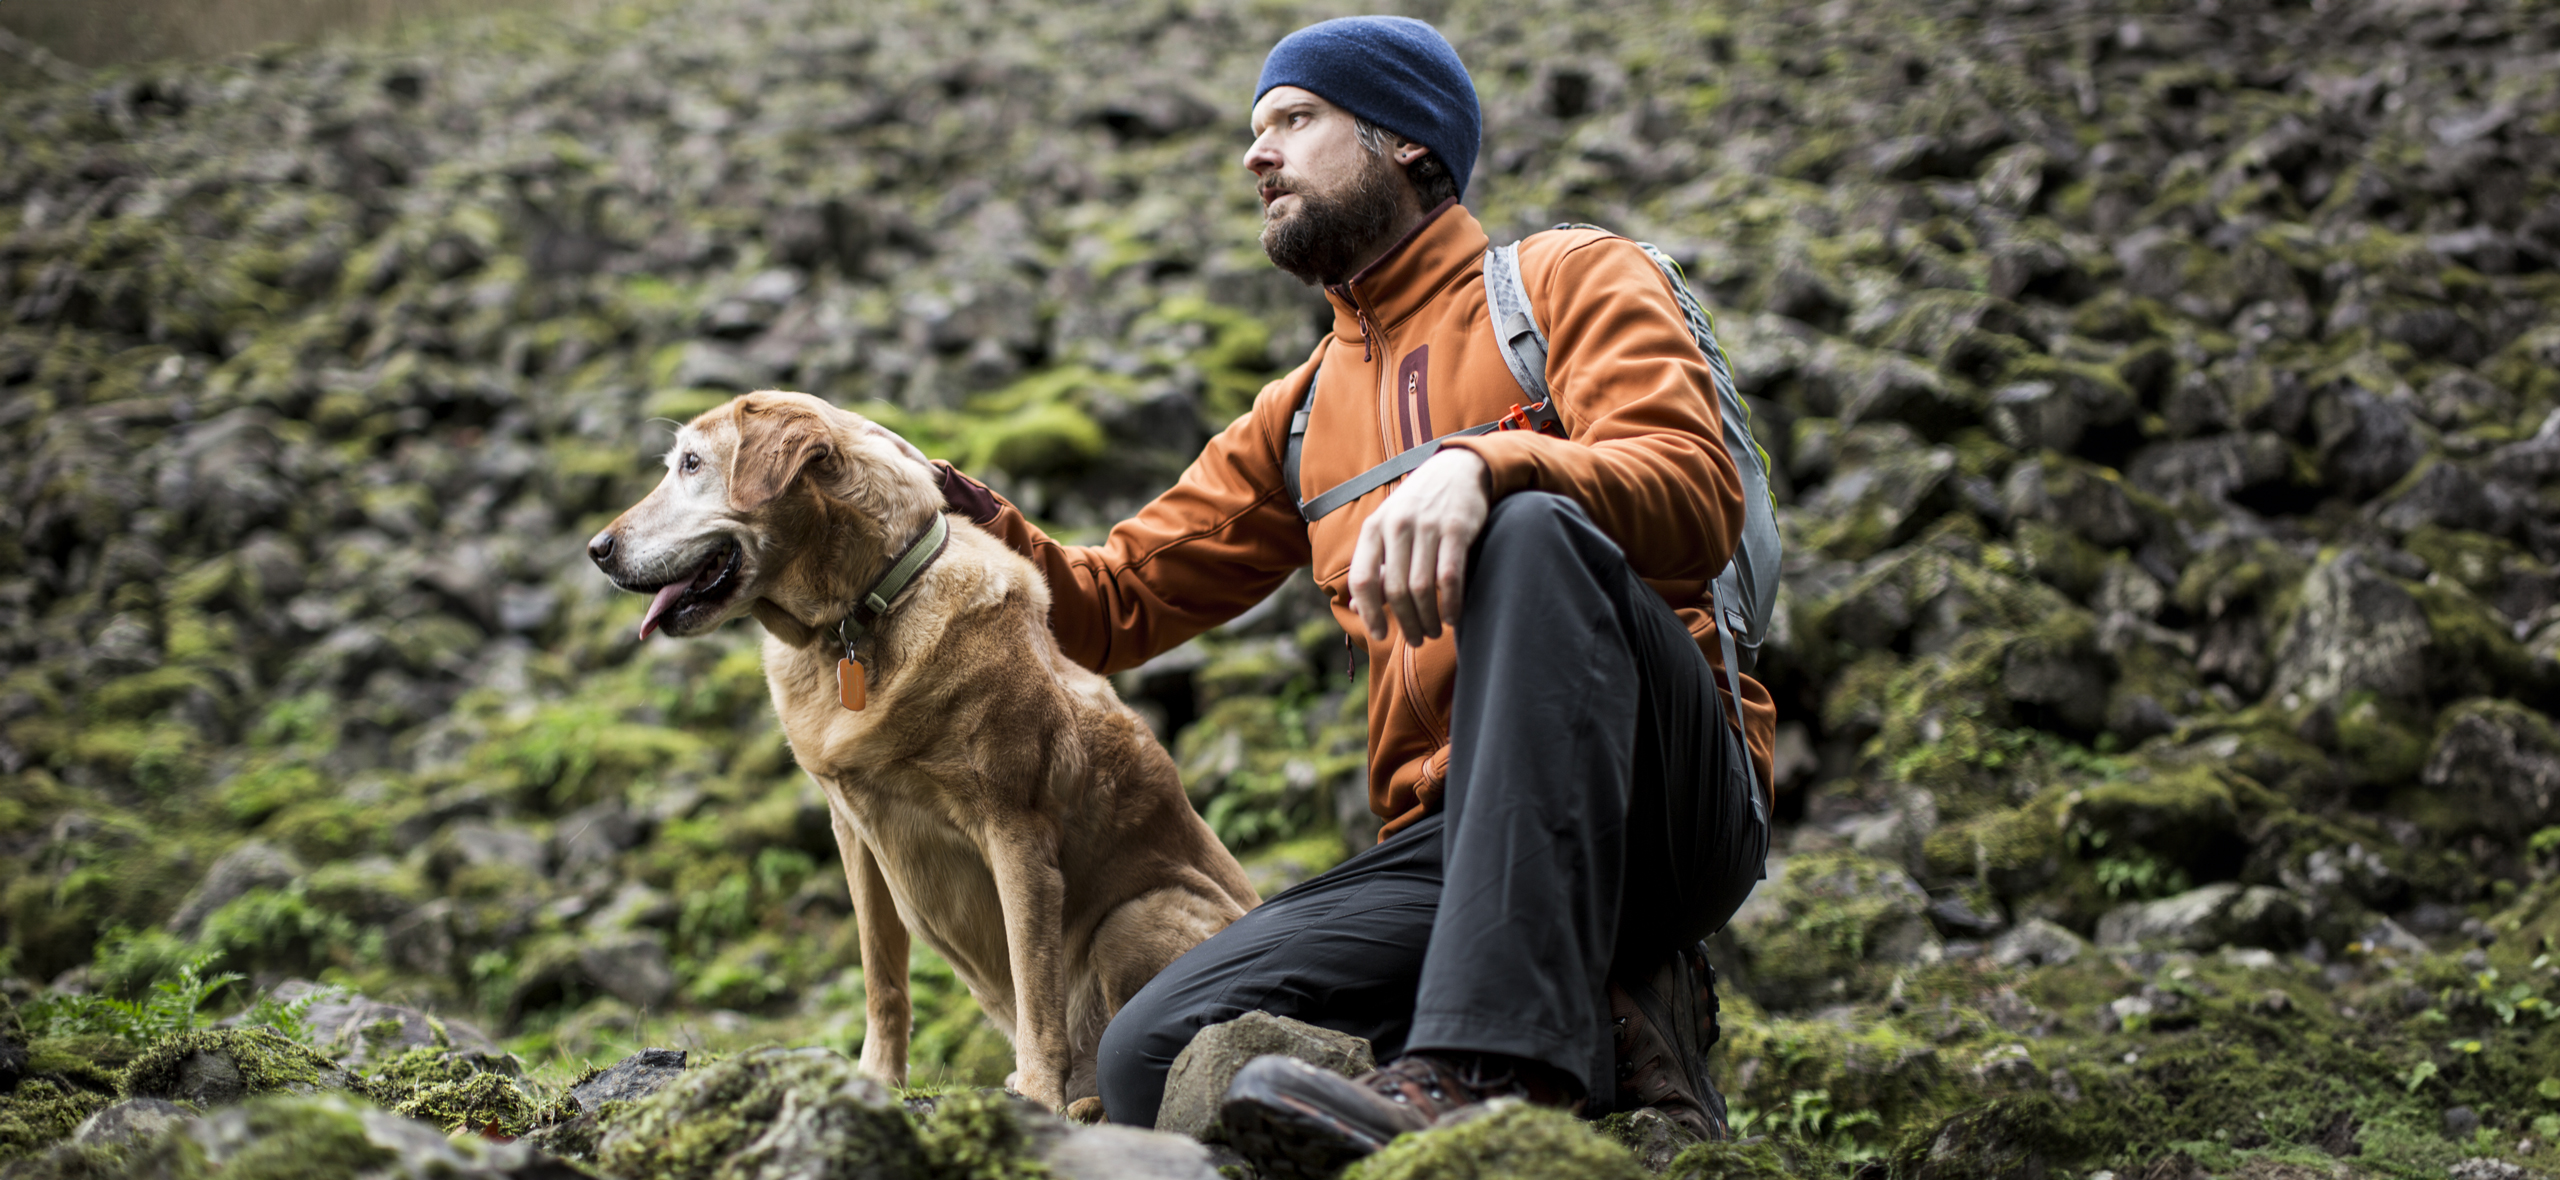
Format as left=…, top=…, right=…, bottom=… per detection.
left=832, top=799, right=912, bottom=1091
left=986, top=822, right=1070, bottom=1110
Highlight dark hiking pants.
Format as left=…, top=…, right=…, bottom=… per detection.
left=1095, top=492, right=1770, bottom=1126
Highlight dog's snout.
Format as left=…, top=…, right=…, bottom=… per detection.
left=588, top=530, right=618, bottom=568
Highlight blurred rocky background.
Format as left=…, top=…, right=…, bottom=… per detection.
left=3, top=0, right=2560, bottom=1173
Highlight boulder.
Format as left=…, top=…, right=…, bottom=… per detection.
left=1156, top=1011, right=1374, bottom=1140
left=1043, top=1124, right=1223, bottom=1180
left=119, top=1029, right=361, bottom=1107
left=71, top=1097, right=194, bottom=1147
left=185, top=1091, right=581, bottom=1179
left=2421, top=699, right=2560, bottom=833
left=566, top=1047, right=688, bottom=1112
left=1990, top=919, right=2089, bottom=968
left=2269, top=549, right=2430, bottom=710
left=2095, top=883, right=2308, bottom=951
left=166, top=841, right=304, bottom=939
left=593, top=1046, right=922, bottom=1180
left=1723, top=854, right=1942, bottom=1007
left=285, top=984, right=502, bottom=1068
left=578, top=935, right=678, bottom=1010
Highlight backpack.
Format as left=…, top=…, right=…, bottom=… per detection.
left=1281, top=225, right=1782, bottom=799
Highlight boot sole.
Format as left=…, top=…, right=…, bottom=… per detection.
left=1220, top=1094, right=1387, bottom=1180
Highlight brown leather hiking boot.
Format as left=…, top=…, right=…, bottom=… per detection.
left=1220, top=1051, right=1582, bottom=1179
left=1609, top=940, right=1730, bottom=1141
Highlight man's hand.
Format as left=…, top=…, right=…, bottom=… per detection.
left=1349, top=447, right=1491, bottom=647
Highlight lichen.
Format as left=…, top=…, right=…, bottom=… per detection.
left=1342, top=1102, right=1646, bottom=1180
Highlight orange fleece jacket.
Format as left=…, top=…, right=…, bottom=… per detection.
left=946, top=202, right=1776, bottom=838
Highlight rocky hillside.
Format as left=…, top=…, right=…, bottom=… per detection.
left=3, top=0, right=2559, bottom=1172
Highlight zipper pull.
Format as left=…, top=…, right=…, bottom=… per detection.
left=1358, top=310, right=1376, bottom=362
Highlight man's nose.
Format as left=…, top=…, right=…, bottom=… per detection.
left=1242, top=136, right=1279, bottom=178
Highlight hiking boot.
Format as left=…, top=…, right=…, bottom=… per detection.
left=1608, top=940, right=1730, bottom=1141
left=1220, top=1051, right=1581, bottom=1179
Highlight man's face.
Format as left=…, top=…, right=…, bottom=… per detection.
left=1245, top=85, right=1411, bottom=286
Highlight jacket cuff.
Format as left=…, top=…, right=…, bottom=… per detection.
left=933, top=461, right=1003, bottom=525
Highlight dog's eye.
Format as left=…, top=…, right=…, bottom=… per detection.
left=681, top=452, right=701, bottom=474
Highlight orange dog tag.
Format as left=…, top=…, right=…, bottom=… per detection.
left=838, top=657, right=867, bottom=711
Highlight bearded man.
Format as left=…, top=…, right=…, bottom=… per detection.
left=896, top=15, right=1773, bottom=1174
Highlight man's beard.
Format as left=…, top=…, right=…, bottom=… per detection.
left=1260, top=153, right=1406, bottom=287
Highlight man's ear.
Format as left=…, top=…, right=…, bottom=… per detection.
left=730, top=396, right=834, bottom=512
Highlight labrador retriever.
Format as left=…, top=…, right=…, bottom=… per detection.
left=588, top=389, right=1258, bottom=1110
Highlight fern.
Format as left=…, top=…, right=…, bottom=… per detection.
left=19, top=951, right=242, bottom=1047
left=244, top=984, right=343, bottom=1044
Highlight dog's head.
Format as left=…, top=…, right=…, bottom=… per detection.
left=587, top=390, right=940, bottom=641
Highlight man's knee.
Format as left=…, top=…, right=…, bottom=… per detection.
left=1096, top=983, right=1193, bottom=1126
left=1474, top=491, right=1617, bottom=590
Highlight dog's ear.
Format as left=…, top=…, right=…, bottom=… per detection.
left=730, top=396, right=834, bottom=512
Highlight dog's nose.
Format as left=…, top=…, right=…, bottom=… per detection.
left=588, top=530, right=617, bottom=566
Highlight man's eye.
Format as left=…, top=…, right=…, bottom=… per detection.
left=681, top=452, right=701, bottom=474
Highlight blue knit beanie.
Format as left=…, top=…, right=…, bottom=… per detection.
left=1255, top=16, right=1481, bottom=202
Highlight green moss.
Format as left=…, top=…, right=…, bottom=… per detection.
left=914, top=1090, right=1050, bottom=1180
left=361, top=1045, right=500, bottom=1108
left=1343, top=1102, right=1645, bottom=1180
left=391, top=1071, right=538, bottom=1135
left=1662, top=1134, right=1835, bottom=1179
left=1729, top=854, right=1934, bottom=1006
left=193, top=1094, right=397, bottom=1180
left=593, top=1046, right=925, bottom=1180
left=27, top=1036, right=139, bottom=1094
left=117, top=1029, right=347, bottom=1103
left=2409, top=578, right=2534, bottom=702
left=0, top=1079, right=115, bottom=1163
left=2062, top=764, right=2241, bottom=874
left=2332, top=691, right=2432, bottom=790
left=1923, top=800, right=2065, bottom=898
left=2403, top=526, right=2537, bottom=597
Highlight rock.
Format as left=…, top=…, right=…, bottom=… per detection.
left=1042, top=1123, right=1223, bottom=1180
left=1156, top=1011, right=1374, bottom=1140
left=288, top=985, right=501, bottom=1068
left=2421, top=699, right=2560, bottom=833
left=0, top=1028, right=24, bottom=1095
left=2004, top=455, right=2148, bottom=549
left=2313, top=385, right=2424, bottom=502
left=2444, top=1105, right=2481, bottom=1139
left=594, top=1046, right=923, bottom=1180
left=566, top=1047, right=687, bottom=1112
left=431, top=822, right=550, bottom=883
left=1346, top=1101, right=1647, bottom=1180
left=1850, top=789, right=1939, bottom=877
left=186, top=1092, right=583, bottom=1179
left=2095, top=883, right=2308, bottom=951
left=1986, top=369, right=2134, bottom=456
left=2451, top=1158, right=2528, bottom=1180
left=1598, top=1107, right=1700, bottom=1171
left=71, top=1097, right=194, bottom=1147
left=1894, top=1098, right=2065, bottom=1180
left=1724, top=854, right=1942, bottom=1007
left=2126, top=432, right=2293, bottom=509
left=2269, top=549, right=2430, bottom=710
left=166, top=840, right=305, bottom=939
left=2374, top=461, right=2522, bottom=537
left=120, top=1029, right=361, bottom=1106
left=385, top=899, right=460, bottom=980
left=578, top=935, right=677, bottom=1009
left=1990, top=919, right=2089, bottom=968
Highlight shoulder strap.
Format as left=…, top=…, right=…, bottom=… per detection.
left=1484, top=242, right=1550, bottom=405
left=1283, top=362, right=1318, bottom=512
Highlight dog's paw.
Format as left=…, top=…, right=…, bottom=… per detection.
left=1064, top=1097, right=1105, bottom=1125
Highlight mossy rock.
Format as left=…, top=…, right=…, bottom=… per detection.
left=1891, top=1095, right=2073, bottom=1180
left=25, top=1035, right=137, bottom=1096
left=118, top=1029, right=357, bottom=1108
left=2061, top=764, right=2246, bottom=883
left=912, top=1089, right=1053, bottom=1180
left=592, top=1046, right=923, bottom=1180
left=390, top=1072, right=538, bottom=1136
left=0, top=1078, right=114, bottom=1164
left=1723, top=853, right=1939, bottom=1008
left=1342, top=1101, right=1645, bottom=1180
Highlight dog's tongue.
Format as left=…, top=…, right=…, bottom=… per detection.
left=636, top=579, right=693, bottom=640
left=638, top=552, right=723, bottom=640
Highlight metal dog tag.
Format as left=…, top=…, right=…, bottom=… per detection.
left=838, top=657, right=867, bottom=711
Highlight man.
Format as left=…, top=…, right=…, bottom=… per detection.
left=902, top=15, right=1773, bottom=1173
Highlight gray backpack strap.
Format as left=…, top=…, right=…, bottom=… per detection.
left=1282, top=363, right=1318, bottom=512
left=1484, top=242, right=1550, bottom=405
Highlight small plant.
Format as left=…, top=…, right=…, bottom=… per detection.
left=21, top=950, right=242, bottom=1046
left=1730, top=1088, right=1884, bottom=1161
left=243, top=984, right=345, bottom=1044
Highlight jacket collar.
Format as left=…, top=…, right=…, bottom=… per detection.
left=1322, top=200, right=1487, bottom=355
